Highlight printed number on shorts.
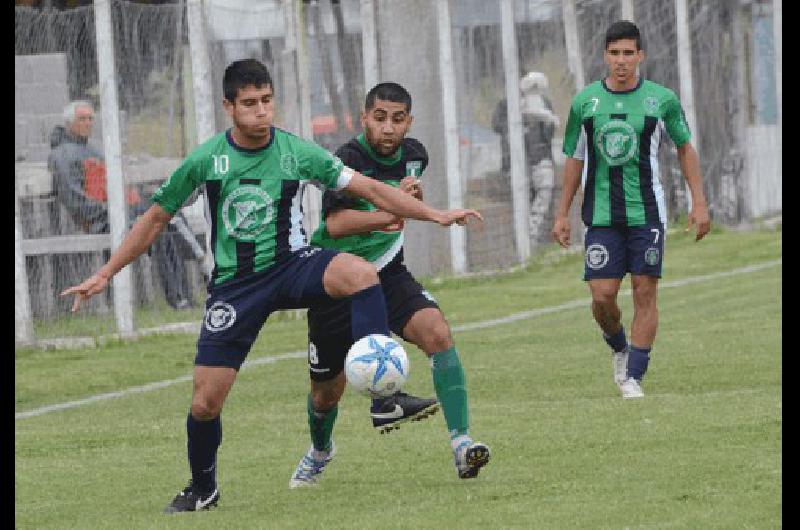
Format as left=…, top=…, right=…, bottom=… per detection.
left=309, top=342, right=319, bottom=365
left=651, top=228, right=660, bottom=244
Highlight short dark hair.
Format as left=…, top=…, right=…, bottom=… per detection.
left=223, top=59, right=273, bottom=102
left=605, top=20, right=642, bottom=50
left=365, top=82, right=412, bottom=112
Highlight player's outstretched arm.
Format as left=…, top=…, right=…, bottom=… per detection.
left=676, top=142, right=710, bottom=241
left=60, top=203, right=173, bottom=312
left=327, top=176, right=421, bottom=238
left=551, top=157, right=583, bottom=248
left=345, top=171, right=482, bottom=227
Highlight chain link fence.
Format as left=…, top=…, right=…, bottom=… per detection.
left=15, top=0, right=780, bottom=346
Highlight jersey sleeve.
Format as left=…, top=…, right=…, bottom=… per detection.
left=298, top=140, right=353, bottom=191
left=562, top=97, right=586, bottom=160
left=662, top=92, right=692, bottom=147
left=318, top=144, right=362, bottom=216
left=150, top=154, right=203, bottom=215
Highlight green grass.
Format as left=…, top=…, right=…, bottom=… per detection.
left=15, top=226, right=781, bottom=529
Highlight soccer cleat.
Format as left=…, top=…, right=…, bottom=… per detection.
left=612, top=346, right=629, bottom=387
left=163, top=481, right=220, bottom=513
left=454, top=439, right=491, bottom=479
left=289, top=442, right=336, bottom=488
left=370, top=391, right=439, bottom=434
left=620, top=377, right=645, bottom=399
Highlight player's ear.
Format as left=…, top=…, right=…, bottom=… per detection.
left=223, top=98, right=234, bottom=117
left=360, top=110, right=368, bottom=128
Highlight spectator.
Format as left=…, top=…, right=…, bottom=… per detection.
left=492, top=71, right=560, bottom=242
left=48, top=100, right=200, bottom=309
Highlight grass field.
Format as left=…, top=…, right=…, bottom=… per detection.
left=15, top=225, right=781, bottom=529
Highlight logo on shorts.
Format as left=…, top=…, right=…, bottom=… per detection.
left=222, top=185, right=274, bottom=240
left=586, top=244, right=609, bottom=270
left=595, top=120, right=638, bottom=166
left=645, top=247, right=660, bottom=266
left=421, top=289, right=436, bottom=303
left=204, top=301, right=236, bottom=333
left=298, top=247, right=322, bottom=258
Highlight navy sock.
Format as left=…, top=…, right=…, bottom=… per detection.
left=627, top=345, right=651, bottom=381
left=350, top=284, right=390, bottom=340
left=187, top=413, right=222, bottom=494
left=603, top=326, right=628, bottom=353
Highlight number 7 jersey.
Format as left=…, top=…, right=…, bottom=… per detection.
left=562, top=78, right=691, bottom=228
left=151, top=127, right=353, bottom=286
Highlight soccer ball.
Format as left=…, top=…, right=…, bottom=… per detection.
left=344, top=334, right=409, bottom=398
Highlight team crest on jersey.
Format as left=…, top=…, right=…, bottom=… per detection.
left=595, top=120, right=638, bottom=166
left=643, top=96, right=659, bottom=114
left=280, top=153, right=298, bottom=176
left=204, top=301, right=236, bottom=333
left=586, top=244, right=609, bottom=270
left=222, top=185, right=274, bottom=240
left=644, top=247, right=660, bottom=266
left=406, top=160, right=422, bottom=177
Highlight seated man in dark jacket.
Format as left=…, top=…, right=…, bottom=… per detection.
left=48, top=100, right=203, bottom=309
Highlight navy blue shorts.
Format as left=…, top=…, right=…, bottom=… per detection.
left=305, top=251, right=440, bottom=381
left=583, top=223, right=665, bottom=281
left=196, top=247, right=339, bottom=369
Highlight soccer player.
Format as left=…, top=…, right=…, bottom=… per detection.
left=551, top=20, right=710, bottom=399
left=60, top=59, right=482, bottom=513
left=288, top=82, right=490, bottom=488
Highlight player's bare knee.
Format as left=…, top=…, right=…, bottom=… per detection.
left=190, top=397, right=222, bottom=420
left=326, top=254, right=378, bottom=296
left=424, top=321, right=453, bottom=353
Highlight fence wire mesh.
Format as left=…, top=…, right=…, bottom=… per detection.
left=15, top=0, right=780, bottom=345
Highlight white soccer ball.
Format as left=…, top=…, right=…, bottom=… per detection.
left=344, top=334, right=409, bottom=398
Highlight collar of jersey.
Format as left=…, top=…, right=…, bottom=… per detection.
left=357, top=133, right=403, bottom=165
left=225, top=127, right=275, bottom=154
left=601, top=76, right=644, bottom=95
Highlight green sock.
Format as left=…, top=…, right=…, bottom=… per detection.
left=430, top=346, right=469, bottom=439
left=307, top=394, right=337, bottom=452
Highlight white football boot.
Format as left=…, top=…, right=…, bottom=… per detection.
left=613, top=346, right=629, bottom=387
left=619, top=377, right=644, bottom=399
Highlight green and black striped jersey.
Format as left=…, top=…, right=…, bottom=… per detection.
left=562, top=78, right=691, bottom=227
left=310, top=134, right=428, bottom=270
left=151, top=127, right=353, bottom=286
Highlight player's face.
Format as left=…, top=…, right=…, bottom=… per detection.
left=361, top=99, right=413, bottom=157
left=224, top=84, right=274, bottom=143
left=69, top=105, right=94, bottom=139
left=604, top=39, right=643, bottom=86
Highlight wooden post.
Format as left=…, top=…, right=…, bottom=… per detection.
left=675, top=0, right=697, bottom=213
left=562, top=0, right=585, bottom=91
left=15, top=188, right=34, bottom=347
left=500, top=0, right=530, bottom=263
left=93, top=0, right=134, bottom=336
left=186, top=0, right=216, bottom=278
left=436, top=0, right=467, bottom=274
left=360, top=0, right=379, bottom=91
left=620, top=0, right=634, bottom=21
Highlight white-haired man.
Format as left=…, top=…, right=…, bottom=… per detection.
left=49, top=100, right=201, bottom=309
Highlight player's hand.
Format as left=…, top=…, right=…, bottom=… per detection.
left=377, top=210, right=405, bottom=232
left=686, top=203, right=711, bottom=241
left=434, top=209, right=483, bottom=227
left=399, top=177, right=422, bottom=200
left=552, top=216, right=571, bottom=248
left=60, top=272, right=111, bottom=313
